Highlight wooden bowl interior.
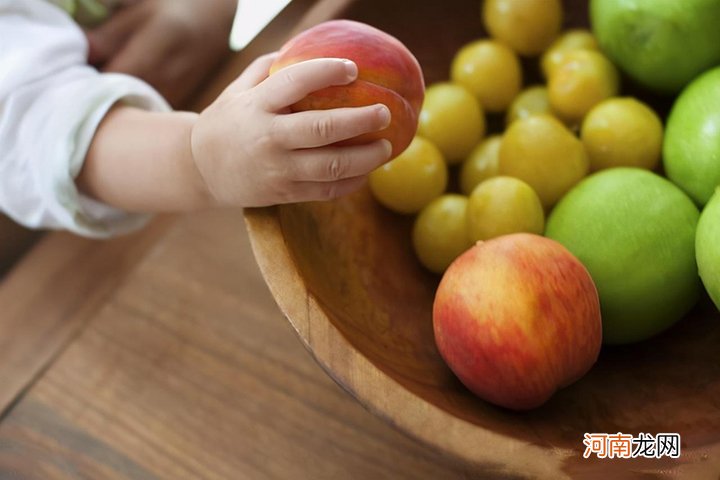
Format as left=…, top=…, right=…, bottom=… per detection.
left=258, top=0, right=720, bottom=473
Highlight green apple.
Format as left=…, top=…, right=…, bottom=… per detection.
left=697, top=189, right=720, bottom=311
left=590, top=0, right=720, bottom=93
left=546, top=168, right=701, bottom=345
left=664, top=66, right=720, bottom=207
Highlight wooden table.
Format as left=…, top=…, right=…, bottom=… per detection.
left=1, top=208, right=488, bottom=479
left=0, top=1, right=485, bottom=478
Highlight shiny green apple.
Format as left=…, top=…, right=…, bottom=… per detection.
left=697, top=189, right=720, bottom=311
left=664, top=66, right=720, bottom=207
left=546, top=168, right=701, bottom=345
left=590, top=0, right=720, bottom=93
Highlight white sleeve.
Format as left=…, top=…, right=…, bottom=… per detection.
left=0, top=0, right=172, bottom=238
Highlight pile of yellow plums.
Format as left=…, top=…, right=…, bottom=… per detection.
left=369, top=0, right=664, bottom=274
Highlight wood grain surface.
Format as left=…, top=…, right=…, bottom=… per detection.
left=0, top=209, right=484, bottom=480
left=0, top=216, right=41, bottom=278
left=0, top=218, right=174, bottom=416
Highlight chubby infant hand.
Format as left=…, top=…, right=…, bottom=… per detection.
left=190, top=54, right=393, bottom=207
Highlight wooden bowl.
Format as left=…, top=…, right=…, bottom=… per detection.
left=245, top=1, right=720, bottom=477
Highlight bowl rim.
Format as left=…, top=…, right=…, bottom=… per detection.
left=244, top=206, right=576, bottom=479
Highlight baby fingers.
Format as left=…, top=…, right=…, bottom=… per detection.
left=290, top=140, right=392, bottom=182
left=273, top=104, right=391, bottom=149
left=228, top=52, right=279, bottom=91
left=258, top=58, right=358, bottom=112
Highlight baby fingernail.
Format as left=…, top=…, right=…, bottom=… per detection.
left=341, top=59, right=358, bottom=79
left=376, top=105, right=391, bottom=128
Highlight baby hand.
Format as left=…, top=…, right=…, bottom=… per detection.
left=190, top=54, right=393, bottom=207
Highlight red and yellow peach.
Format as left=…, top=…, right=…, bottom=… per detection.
left=270, top=20, right=425, bottom=158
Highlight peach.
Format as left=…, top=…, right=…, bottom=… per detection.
left=433, top=234, right=602, bottom=410
left=270, top=20, right=425, bottom=158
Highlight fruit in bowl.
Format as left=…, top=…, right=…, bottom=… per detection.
left=417, top=82, right=485, bottom=164
left=540, top=28, right=598, bottom=79
left=663, top=66, right=720, bottom=207
left=498, top=114, right=589, bottom=209
left=590, top=0, right=720, bottom=93
left=580, top=97, right=664, bottom=172
left=483, top=0, right=563, bottom=56
left=270, top=19, right=425, bottom=158
left=368, top=136, right=447, bottom=214
left=433, top=233, right=602, bottom=410
left=546, top=168, right=701, bottom=345
left=450, top=39, right=522, bottom=113
left=412, top=194, right=472, bottom=274
left=466, top=176, right=545, bottom=242
left=697, top=190, right=720, bottom=311
left=459, top=134, right=502, bottom=195
left=547, top=49, right=619, bottom=124
left=505, top=85, right=551, bottom=125
left=247, top=0, right=720, bottom=475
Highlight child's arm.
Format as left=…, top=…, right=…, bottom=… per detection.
left=1, top=0, right=170, bottom=237
left=77, top=55, right=392, bottom=211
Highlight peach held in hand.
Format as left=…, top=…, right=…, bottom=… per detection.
left=270, top=20, right=425, bottom=159
left=433, top=234, right=602, bottom=410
